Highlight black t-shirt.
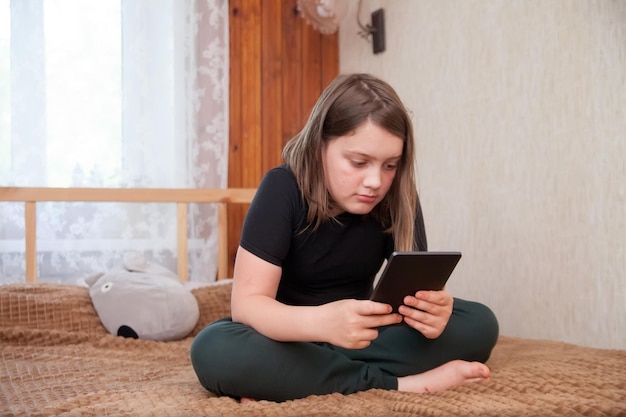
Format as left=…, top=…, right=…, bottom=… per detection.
left=240, top=165, right=427, bottom=306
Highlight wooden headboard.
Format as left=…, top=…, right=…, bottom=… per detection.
left=0, top=187, right=256, bottom=283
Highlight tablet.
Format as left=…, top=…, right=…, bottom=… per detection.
left=369, top=251, right=462, bottom=312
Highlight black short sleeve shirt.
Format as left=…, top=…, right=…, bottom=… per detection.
left=240, top=165, right=427, bottom=306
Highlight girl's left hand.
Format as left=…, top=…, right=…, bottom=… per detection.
left=398, top=289, right=453, bottom=339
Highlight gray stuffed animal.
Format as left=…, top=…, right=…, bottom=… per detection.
left=85, top=256, right=199, bottom=341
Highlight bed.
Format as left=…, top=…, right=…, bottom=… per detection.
left=1, top=187, right=625, bottom=417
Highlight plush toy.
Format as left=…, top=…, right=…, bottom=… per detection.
left=85, top=256, right=199, bottom=341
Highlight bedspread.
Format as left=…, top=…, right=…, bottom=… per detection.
left=1, top=281, right=624, bottom=417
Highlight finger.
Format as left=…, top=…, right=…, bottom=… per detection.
left=403, top=316, right=441, bottom=339
left=403, top=296, right=436, bottom=313
left=415, top=291, right=454, bottom=308
left=398, top=305, right=437, bottom=325
left=378, top=312, right=403, bottom=327
left=415, top=290, right=452, bottom=305
left=406, top=294, right=452, bottom=314
left=358, top=328, right=379, bottom=342
left=360, top=300, right=395, bottom=315
left=363, top=312, right=403, bottom=329
left=346, top=328, right=381, bottom=349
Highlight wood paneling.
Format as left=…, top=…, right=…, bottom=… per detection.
left=261, top=0, right=283, bottom=174
left=320, top=29, right=340, bottom=89
left=281, top=1, right=304, bottom=147
left=227, top=0, right=339, bottom=276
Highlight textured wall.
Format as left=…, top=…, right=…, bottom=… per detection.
left=340, top=0, right=625, bottom=349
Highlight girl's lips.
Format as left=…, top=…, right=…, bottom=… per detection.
left=356, top=194, right=377, bottom=203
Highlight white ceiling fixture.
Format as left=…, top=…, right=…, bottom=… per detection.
left=296, top=0, right=385, bottom=54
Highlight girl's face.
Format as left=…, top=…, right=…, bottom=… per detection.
left=322, top=120, right=404, bottom=216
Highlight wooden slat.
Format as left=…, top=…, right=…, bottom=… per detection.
left=25, top=202, right=37, bottom=283
left=229, top=0, right=243, bottom=189
left=226, top=207, right=243, bottom=279
left=302, top=22, right=322, bottom=117
left=176, top=203, right=188, bottom=282
left=261, top=0, right=284, bottom=173
left=320, top=31, right=339, bottom=89
left=228, top=0, right=263, bottom=278
left=228, top=0, right=245, bottom=280
left=241, top=0, right=262, bottom=188
left=281, top=0, right=303, bottom=142
left=217, top=203, right=229, bottom=280
left=0, top=187, right=256, bottom=204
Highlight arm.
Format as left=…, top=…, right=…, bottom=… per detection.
left=231, top=246, right=402, bottom=348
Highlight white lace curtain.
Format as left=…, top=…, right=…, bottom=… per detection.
left=0, top=0, right=229, bottom=284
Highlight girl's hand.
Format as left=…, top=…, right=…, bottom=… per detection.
left=398, top=289, right=453, bottom=338
left=319, top=299, right=402, bottom=349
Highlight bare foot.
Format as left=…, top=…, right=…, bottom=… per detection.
left=397, top=360, right=490, bottom=394
left=240, top=397, right=257, bottom=404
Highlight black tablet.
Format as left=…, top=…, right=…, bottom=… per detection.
left=369, top=251, right=462, bottom=312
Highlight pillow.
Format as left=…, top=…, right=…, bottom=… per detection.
left=85, top=256, right=199, bottom=341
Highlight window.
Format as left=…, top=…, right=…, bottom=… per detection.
left=0, top=0, right=229, bottom=283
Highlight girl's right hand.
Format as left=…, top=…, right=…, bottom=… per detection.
left=319, top=299, right=402, bottom=349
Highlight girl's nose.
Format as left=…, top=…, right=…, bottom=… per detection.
left=363, top=167, right=382, bottom=189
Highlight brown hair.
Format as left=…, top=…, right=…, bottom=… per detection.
left=282, top=73, right=419, bottom=251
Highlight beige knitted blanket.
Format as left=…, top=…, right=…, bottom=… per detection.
left=1, top=282, right=624, bottom=417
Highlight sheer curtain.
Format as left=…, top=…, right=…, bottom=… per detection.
left=0, top=0, right=229, bottom=284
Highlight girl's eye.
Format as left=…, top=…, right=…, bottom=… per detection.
left=351, top=160, right=366, bottom=167
left=385, top=163, right=398, bottom=170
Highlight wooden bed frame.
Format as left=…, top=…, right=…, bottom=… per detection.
left=0, top=187, right=256, bottom=283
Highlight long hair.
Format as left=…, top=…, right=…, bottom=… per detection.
left=282, top=73, right=418, bottom=251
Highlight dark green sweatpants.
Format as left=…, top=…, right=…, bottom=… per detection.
left=190, top=298, right=499, bottom=402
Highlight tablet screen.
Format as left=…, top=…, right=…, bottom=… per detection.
left=369, top=251, right=461, bottom=312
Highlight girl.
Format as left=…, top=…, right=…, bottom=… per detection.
left=190, top=73, right=499, bottom=402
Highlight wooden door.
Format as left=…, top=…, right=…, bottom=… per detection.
left=227, top=0, right=339, bottom=276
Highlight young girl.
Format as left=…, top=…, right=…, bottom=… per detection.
left=190, top=73, right=499, bottom=402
